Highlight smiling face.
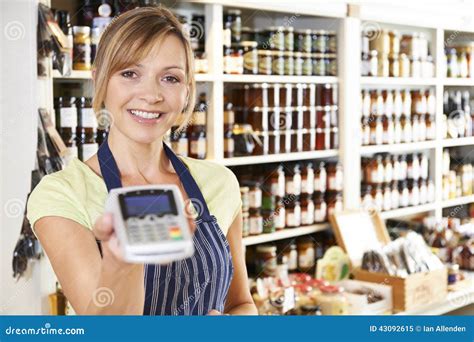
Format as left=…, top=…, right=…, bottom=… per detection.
left=103, top=34, right=188, bottom=145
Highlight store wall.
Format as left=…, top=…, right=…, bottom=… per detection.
left=0, top=0, right=42, bottom=314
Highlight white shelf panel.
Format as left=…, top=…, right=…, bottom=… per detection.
left=53, top=69, right=92, bottom=79
left=222, top=74, right=338, bottom=84
left=360, top=141, right=437, bottom=155
left=442, top=78, right=474, bottom=86
left=220, top=150, right=339, bottom=166
left=379, top=203, right=437, bottom=219
left=53, top=69, right=217, bottom=82
left=361, top=76, right=437, bottom=86
left=442, top=137, right=474, bottom=147
left=243, top=224, right=329, bottom=247
left=441, top=195, right=474, bottom=208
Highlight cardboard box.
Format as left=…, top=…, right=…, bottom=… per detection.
left=330, top=210, right=448, bottom=313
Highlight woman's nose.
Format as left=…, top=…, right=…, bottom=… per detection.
left=139, top=79, right=164, bottom=104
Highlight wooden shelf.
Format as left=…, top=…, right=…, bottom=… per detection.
left=441, top=195, right=474, bottom=208
left=220, top=150, right=339, bottom=166
left=361, top=76, right=438, bottom=86
left=243, top=224, right=329, bottom=246
left=379, top=202, right=437, bottom=219
left=442, top=137, right=474, bottom=147
left=360, top=141, right=437, bottom=155
left=222, top=74, right=338, bottom=84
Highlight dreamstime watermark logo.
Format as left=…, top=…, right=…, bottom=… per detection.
left=92, top=287, right=115, bottom=308
left=183, top=198, right=204, bottom=220
left=448, top=289, right=472, bottom=308
left=448, top=204, right=463, bottom=218
left=361, top=21, right=382, bottom=41
left=4, top=21, right=25, bottom=41
left=96, top=109, right=114, bottom=129
left=261, top=12, right=300, bottom=50
left=174, top=279, right=209, bottom=314
left=262, top=194, right=296, bottom=227
left=4, top=198, right=25, bottom=219
left=445, top=16, right=472, bottom=46
left=270, top=112, right=290, bottom=130
left=188, top=21, right=205, bottom=40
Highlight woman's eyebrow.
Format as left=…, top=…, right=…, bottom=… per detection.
left=133, top=64, right=184, bottom=71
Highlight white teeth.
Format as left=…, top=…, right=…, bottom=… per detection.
left=130, top=110, right=162, bottom=119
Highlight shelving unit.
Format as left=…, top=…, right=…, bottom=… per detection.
left=35, top=0, right=474, bottom=316
left=243, top=224, right=329, bottom=247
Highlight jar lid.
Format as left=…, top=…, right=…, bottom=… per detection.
left=73, top=26, right=90, bottom=35
left=256, top=245, right=277, bottom=253
left=320, top=285, right=342, bottom=294
left=257, top=49, right=272, bottom=56
left=226, top=9, right=241, bottom=15
left=240, top=40, right=258, bottom=48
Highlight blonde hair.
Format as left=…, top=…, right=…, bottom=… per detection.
left=92, top=6, right=196, bottom=130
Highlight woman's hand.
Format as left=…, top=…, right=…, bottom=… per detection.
left=207, top=310, right=229, bottom=316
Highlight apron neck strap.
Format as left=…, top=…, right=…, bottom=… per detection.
left=97, top=136, right=212, bottom=221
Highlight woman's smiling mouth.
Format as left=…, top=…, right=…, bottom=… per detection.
left=127, top=109, right=165, bottom=124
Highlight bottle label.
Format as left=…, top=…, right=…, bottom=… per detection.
left=249, top=216, right=263, bottom=235
left=81, top=108, right=97, bottom=128
left=60, top=107, right=77, bottom=128
left=314, top=202, right=327, bottom=222
left=190, top=139, right=206, bottom=156
left=172, top=139, right=188, bottom=156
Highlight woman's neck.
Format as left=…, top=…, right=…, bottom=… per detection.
left=106, top=127, right=175, bottom=181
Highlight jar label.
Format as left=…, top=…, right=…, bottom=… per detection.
left=81, top=108, right=97, bottom=128
left=314, top=202, right=327, bottom=222
left=249, top=216, right=263, bottom=235
left=249, top=190, right=262, bottom=208
left=258, top=56, right=272, bottom=75
left=60, top=107, right=77, bottom=128
left=190, top=139, right=206, bottom=155
left=172, top=139, right=188, bottom=156
left=243, top=50, right=258, bottom=74
left=298, top=248, right=315, bottom=268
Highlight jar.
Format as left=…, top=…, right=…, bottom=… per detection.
left=411, top=57, right=421, bottom=78
left=303, top=53, right=313, bottom=76
left=300, top=194, right=315, bottom=226
left=226, top=9, right=242, bottom=43
left=272, top=51, right=285, bottom=75
left=391, top=181, right=400, bottom=209
left=369, top=50, right=378, bottom=76
left=258, top=50, right=272, bottom=75
left=286, top=165, right=302, bottom=196
left=328, top=31, right=337, bottom=53
left=327, top=53, right=337, bottom=76
left=286, top=198, right=301, bottom=228
left=327, top=191, right=343, bottom=217
left=241, top=41, right=258, bottom=74
left=313, top=191, right=327, bottom=223
left=224, top=45, right=244, bottom=74
left=399, top=53, right=410, bottom=77
left=73, top=26, right=91, bottom=71
left=383, top=115, right=394, bottom=144
left=284, top=51, right=294, bottom=75
left=447, top=48, right=458, bottom=78
left=372, top=185, right=383, bottom=211
left=420, top=153, right=429, bottom=180
left=419, top=179, right=428, bottom=204
left=249, top=208, right=263, bottom=235
left=256, top=245, right=277, bottom=276
left=427, top=180, right=435, bottom=202
left=327, top=162, right=343, bottom=191
left=389, top=53, right=400, bottom=77
left=361, top=52, right=370, bottom=76
left=262, top=209, right=276, bottom=234
left=294, top=52, right=304, bottom=76
left=313, top=30, right=328, bottom=53
left=389, top=30, right=400, bottom=54
left=401, top=114, right=412, bottom=143
left=312, top=53, right=326, bottom=76
left=269, top=165, right=286, bottom=197
left=297, top=238, right=315, bottom=272
left=361, top=117, right=370, bottom=145
left=408, top=179, right=420, bottom=206
left=383, top=155, right=393, bottom=183
left=383, top=184, right=392, bottom=211
left=453, top=242, right=474, bottom=271
left=284, top=26, right=294, bottom=51
left=248, top=182, right=262, bottom=209
left=370, top=117, right=383, bottom=145
left=282, top=243, right=298, bottom=272
left=240, top=186, right=250, bottom=212
left=378, top=52, right=389, bottom=77
left=317, top=285, right=349, bottom=315
left=269, top=26, right=285, bottom=51
left=448, top=264, right=460, bottom=285
left=275, top=200, right=286, bottom=230
left=242, top=212, right=250, bottom=237
left=314, top=162, right=327, bottom=192
left=296, top=29, right=312, bottom=53
left=411, top=114, right=420, bottom=142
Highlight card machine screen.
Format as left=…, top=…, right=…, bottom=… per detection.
left=122, top=193, right=176, bottom=218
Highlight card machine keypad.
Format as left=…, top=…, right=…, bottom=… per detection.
left=126, top=215, right=183, bottom=245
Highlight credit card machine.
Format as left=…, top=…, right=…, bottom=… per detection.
left=105, top=185, right=194, bottom=264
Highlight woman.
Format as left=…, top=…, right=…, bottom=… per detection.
left=27, top=6, right=257, bottom=316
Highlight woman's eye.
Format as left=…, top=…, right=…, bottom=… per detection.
left=121, top=70, right=137, bottom=78
left=163, top=75, right=180, bottom=83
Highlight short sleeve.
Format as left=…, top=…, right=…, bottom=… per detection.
left=225, top=167, right=242, bottom=225
left=26, top=174, right=89, bottom=235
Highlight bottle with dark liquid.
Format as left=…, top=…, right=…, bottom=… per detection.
left=77, top=97, right=98, bottom=161
left=55, top=97, right=78, bottom=164
left=188, top=93, right=207, bottom=159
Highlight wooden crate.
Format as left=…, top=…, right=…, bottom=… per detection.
left=353, top=267, right=447, bottom=312
left=329, top=210, right=448, bottom=313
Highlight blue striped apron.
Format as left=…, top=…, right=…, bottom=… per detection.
left=97, top=138, right=234, bottom=315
